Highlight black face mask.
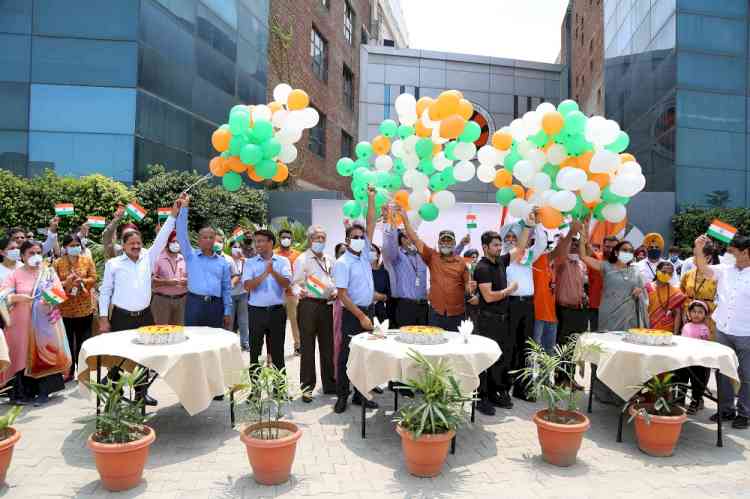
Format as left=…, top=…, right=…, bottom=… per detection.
left=647, top=248, right=661, bottom=260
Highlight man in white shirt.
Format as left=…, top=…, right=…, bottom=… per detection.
left=292, top=225, right=337, bottom=403
left=694, top=234, right=750, bottom=429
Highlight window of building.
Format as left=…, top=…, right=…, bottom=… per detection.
left=308, top=108, right=326, bottom=157
left=341, top=130, right=353, bottom=159
left=343, top=65, right=354, bottom=109
left=344, top=2, right=354, bottom=45
left=310, top=27, right=328, bottom=81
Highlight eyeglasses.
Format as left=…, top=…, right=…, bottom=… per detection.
left=350, top=235, right=364, bottom=240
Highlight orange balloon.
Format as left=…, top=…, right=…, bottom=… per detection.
left=287, top=89, right=309, bottom=110
left=226, top=156, right=246, bottom=173
left=577, top=151, right=594, bottom=171
left=416, top=97, right=434, bottom=117
left=436, top=91, right=460, bottom=118
left=439, top=114, right=466, bottom=139
left=590, top=172, right=610, bottom=188
left=491, top=131, right=513, bottom=151
left=511, top=184, right=525, bottom=199
left=538, top=206, right=564, bottom=229
left=525, top=188, right=536, bottom=201
left=209, top=156, right=228, bottom=177
left=560, top=156, right=578, bottom=168
left=585, top=201, right=599, bottom=210
left=247, top=166, right=263, bottom=183
left=542, top=111, right=564, bottom=135
left=211, top=129, right=232, bottom=152
left=428, top=102, right=444, bottom=121
left=620, top=153, right=636, bottom=163
left=394, top=190, right=410, bottom=210
left=372, top=135, right=391, bottom=156
left=415, top=120, right=432, bottom=138
left=268, top=101, right=284, bottom=113
left=272, top=162, right=289, bottom=182
left=442, top=89, right=464, bottom=100
left=493, top=169, right=513, bottom=189
left=432, top=142, right=442, bottom=156
left=457, top=99, right=474, bottom=120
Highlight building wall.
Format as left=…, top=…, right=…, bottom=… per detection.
left=569, top=0, right=605, bottom=116
left=371, top=0, right=410, bottom=48
left=266, top=0, right=371, bottom=192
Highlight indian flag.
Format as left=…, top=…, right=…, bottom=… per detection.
left=707, top=219, right=737, bottom=244
left=521, top=249, right=534, bottom=267
left=306, top=275, right=326, bottom=298
left=157, top=207, right=171, bottom=221
left=42, top=287, right=67, bottom=306
left=54, top=203, right=74, bottom=217
left=87, top=216, right=106, bottom=229
left=230, top=227, right=245, bottom=243
left=466, top=213, right=477, bottom=229
left=125, top=201, right=147, bottom=222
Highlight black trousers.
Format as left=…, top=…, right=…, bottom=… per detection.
left=477, top=309, right=512, bottom=396
left=556, top=305, right=589, bottom=345
left=337, top=306, right=370, bottom=399
left=298, top=299, right=335, bottom=394
left=63, top=315, right=93, bottom=378
left=185, top=293, right=224, bottom=328
left=249, top=305, right=287, bottom=371
left=110, top=306, right=154, bottom=331
left=588, top=308, right=599, bottom=331
left=395, top=299, right=429, bottom=328
left=509, top=298, right=534, bottom=394
left=429, top=307, right=463, bottom=331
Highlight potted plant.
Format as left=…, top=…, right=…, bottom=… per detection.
left=85, top=367, right=155, bottom=491
left=626, top=373, right=687, bottom=457
left=0, top=405, right=23, bottom=483
left=514, top=336, right=600, bottom=467
left=232, top=365, right=301, bottom=485
left=393, top=350, right=473, bottom=477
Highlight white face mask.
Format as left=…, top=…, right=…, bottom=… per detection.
left=27, top=254, right=43, bottom=267
left=349, top=238, right=365, bottom=253
left=5, top=249, right=20, bottom=261
left=311, top=241, right=326, bottom=254
left=280, top=238, right=292, bottom=248
left=231, top=247, right=243, bottom=257
left=722, top=252, right=737, bottom=267
left=67, top=246, right=82, bottom=257
left=168, top=242, right=181, bottom=253
left=618, top=251, right=634, bottom=264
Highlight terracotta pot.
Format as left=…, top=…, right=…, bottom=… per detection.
left=87, top=426, right=155, bottom=491
left=240, top=421, right=302, bottom=485
left=629, top=404, right=687, bottom=457
left=0, top=428, right=21, bottom=483
left=396, top=425, right=455, bottom=477
left=533, top=410, right=590, bottom=467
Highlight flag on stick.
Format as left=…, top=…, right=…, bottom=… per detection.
left=86, top=216, right=105, bottom=229
left=125, top=201, right=147, bottom=222
left=707, top=219, right=737, bottom=244
left=230, top=227, right=245, bottom=243
left=54, top=203, right=74, bottom=217
left=157, top=207, right=171, bottom=221
left=306, top=275, right=326, bottom=298
left=466, top=213, right=477, bottom=229
left=42, top=287, right=67, bottom=306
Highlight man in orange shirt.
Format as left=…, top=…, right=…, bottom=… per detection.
left=275, top=229, right=301, bottom=355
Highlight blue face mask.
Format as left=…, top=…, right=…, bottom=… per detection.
left=67, top=246, right=82, bottom=257
left=311, top=242, right=326, bottom=254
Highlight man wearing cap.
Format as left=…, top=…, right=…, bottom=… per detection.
left=398, top=206, right=472, bottom=332
left=637, top=233, right=678, bottom=286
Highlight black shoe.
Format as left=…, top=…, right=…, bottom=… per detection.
left=710, top=410, right=736, bottom=422
left=352, top=396, right=378, bottom=409
left=476, top=398, right=496, bottom=416
left=732, top=416, right=749, bottom=429
left=490, top=392, right=514, bottom=409
left=33, top=394, right=50, bottom=407
left=334, top=396, right=348, bottom=414
left=687, top=399, right=704, bottom=415
left=213, top=395, right=224, bottom=401
left=302, top=393, right=313, bottom=403
left=372, top=386, right=384, bottom=394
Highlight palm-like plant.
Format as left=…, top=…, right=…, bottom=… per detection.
left=0, top=406, right=22, bottom=440
left=85, top=367, right=152, bottom=444
left=231, top=365, right=293, bottom=440
left=627, top=373, right=686, bottom=424
left=393, top=350, right=473, bottom=439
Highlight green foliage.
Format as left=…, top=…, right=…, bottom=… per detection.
left=85, top=367, right=152, bottom=444
left=672, top=207, right=750, bottom=253
left=0, top=405, right=22, bottom=438
left=627, top=373, right=686, bottom=423
left=393, top=350, right=473, bottom=439
left=230, top=364, right=293, bottom=440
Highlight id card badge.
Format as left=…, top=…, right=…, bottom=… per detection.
left=415, top=277, right=421, bottom=288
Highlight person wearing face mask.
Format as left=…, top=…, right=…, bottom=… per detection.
left=585, top=235, right=619, bottom=331
left=679, top=241, right=718, bottom=341
left=553, top=224, right=589, bottom=350
left=0, top=237, right=22, bottom=284
left=53, top=234, right=97, bottom=382
left=274, top=229, right=302, bottom=355
left=636, top=233, right=678, bottom=287
left=645, top=261, right=686, bottom=334
left=102, top=205, right=138, bottom=259
left=73, top=223, right=93, bottom=259
left=9, top=217, right=61, bottom=259
left=151, top=232, right=188, bottom=326
left=228, top=240, right=250, bottom=351
left=668, top=246, right=683, bottom=275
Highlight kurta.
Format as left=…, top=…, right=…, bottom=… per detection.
left=0, top=267, right=41, bottom=385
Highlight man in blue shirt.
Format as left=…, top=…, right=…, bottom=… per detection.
left=176, top=194, right=232, bottom=330
left=333, top=186, right=378, bottom=414
left=242, top=229, right=292, bottom=371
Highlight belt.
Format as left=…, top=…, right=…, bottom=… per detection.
left=509, top=295, right=533, bottom=302
left=154, top=293, right=187, bottom=300
left=113, top=305, right=149, bottom=317
left=559, top=303, right=586, bottom=310
left=188, top=292, right=221, bottom=303
left=399, top=298, right=428, bottom=305
left=301, top=297, right=329, bottom=303
left=249, top=304, right=284, bottom=311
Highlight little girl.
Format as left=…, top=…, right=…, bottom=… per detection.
left=682, top=300, right=711, bottom=414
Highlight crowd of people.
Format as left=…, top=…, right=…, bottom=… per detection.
left=0, top=190, right=748, bottom=430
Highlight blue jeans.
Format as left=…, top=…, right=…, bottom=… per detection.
left=533, top=320, right=557, bottom=354
left=231, top=293, right=249, bottom=348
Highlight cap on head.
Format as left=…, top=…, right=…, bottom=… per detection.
left=438, top=230, right=456, bottom=242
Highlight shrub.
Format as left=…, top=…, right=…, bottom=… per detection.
left=672, top=207, right=750, bottom=253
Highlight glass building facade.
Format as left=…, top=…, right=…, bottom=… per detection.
left=0, top=0, right=268, bottom=182
left=604, top=0, right=749, bottom=208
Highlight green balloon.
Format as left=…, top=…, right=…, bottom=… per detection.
left=222, top=171, right=243, bottom=191
left=606, top=131, right=630, bottom=153
left=459, top=121, right=481, bottom=143
left=566, top=133, right=590, bottom=156
left=419, top=203, right=439, bottom=222
left=352, top=185, right=368, bottom=202
left=343, top=200, right=362, bottom=218
left=593, top=202, right=606, bottom=221
left=442, top=166, right=456, bottom=185
left=563, top=111, right=587, bottom=135
left=255, top=159, right=278, bottom=179
left=418, top=158, right=435, bottom=176
left=542, top=163, right=559, bottom=179
left=429, top=173, right=447, bottom=192
left=504, top=150, right=521, bottom=172
left=353, top=166, right=371, bottom=183
left=375, top=188, right=389, bottom=209
left=379, top=119, right=399, bottom=138
left=253, top=119, right=274, bottom=141
left=355, top=141, right=373, bottom=160
left=557, top=99, right=580, bottom=116
left=602, top=187, right=628, bottom=205
left=354, top=157, right=370, bottom=169
left=337, top=158, right=356, bottom=176
left=444, top=141, right=458, bottom=161
left=229, top=110, right=249, bottom=136
left=415, top=138, right=434, bottom=159
left=229, top=135, right=246, bottom=156
left=261, top=138, right=281, bottom=159
left=386, top=173, right=402, bottom=192
left=529, top=129, right=548, bottom=148
left=230, top=104, right=247, bottom=116
left=392, top=158, right=406, bottom=175
left=375, top=171, right=390, bottom=188
left=397, top=124, right=415, bottom=139
left=495, top=187, right=516, bottom=206
left=240, top=144, right=263, bottom=165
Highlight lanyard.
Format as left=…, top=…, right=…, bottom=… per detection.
left=312, top=254, right=330, bottom=277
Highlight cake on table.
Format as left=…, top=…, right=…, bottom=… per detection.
left=397, top=325, right=446, bottom=345
left=136, top=325, right=186, bottom=345
left=624, top=328, right=673, bottom=346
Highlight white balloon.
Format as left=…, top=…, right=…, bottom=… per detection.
left=589, top=149, right=620, bottom=173
left=273, top=83, right=292, bottom=105
left=618, top=161, right=642, bottom=176
left=271, top=110, right=289, bottom=129
left=276, top=125, right=303, bottom=144
left=407, top=209, right=423, bottom=228
left=433, top=152, right=452, bottom=171
left=432, top=190, right=456, bottom=210
left=402, top=169, right=417, bottom=188
left=508, top=198, right=532, bottom=219
left=403, top=136, right=418, bottom=154
left=517, top=140, right=535, bottom=158
left=601, top=119, right=621, bottom=146
left=580, top=180, right=601, bottom=203
left=454, top=142, right=477, bottom=161
left=453, top=161, right=476, bottom=182
left=408, top=190, right=429, bottom=210
left=540, top=190, right=556, bottom=207
left=528, top=149, right=546, bottom=169
left=585, top=116, right=608, bottom=145
left=277, top=144, right=298, bottom=163
left=531, top=172, right=552, bottom=192
left=431, top=125, right=449, bottom=145
left=477, top=145, right=499, bottom=166
left=611, top=172, right=645, bottom=197
left=496, top=148, right=510, bottom=166
left=298, top=107, right=320, bottom=129
left=476, top=164, right=496, bottom=183
left=522, top=111, right=542, bottom=136
left=391, top=140, right=404, bottom=158
left=536, top=102, right=557, bottom=115
left=550, top=190, right=577, bottom=212
left=252, top=105, right=272, bottom=122
left=602, top=203, right=627, bottom=223
left=513, top=160, right=535, bottom=185
left=395, top=93, right=417, bottom=116
left=421, top=109, right=438, bottom=129
left=399, top=112, right=418, bottom=126
left=510, top=119, right=528, bottom=141
left=556, top=167, right=587, bottom=191
left=411, top=171, right=429, bottom=190
left=402, top=153, right=419, bottom=170
left=375, top=155, right=393, bottom=171
left=546, top=144, right=567, bottom=165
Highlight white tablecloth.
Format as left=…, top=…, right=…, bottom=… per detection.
left=347, top=332, right=501, bottom=400
left=77, top=327, right=245, bottom=415
left=577, top=332, right=740, bottom=401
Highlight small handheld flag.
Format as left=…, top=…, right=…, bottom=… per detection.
left=306, top=275, right=326, bottom=298
left=86, top=216, right=106, bottom=229
left=54, top=203, right=74, bottom=217
left=125, top=201, right=147, bottom=222
left=157, top=207, right=171, bottom=221
left=230, top=227, right=245, bottom=243
left=42, top=287, right=67, bottom=306
left=707, top=219, right=737, bottom=244
left=466, top=213, right=477, bottom=229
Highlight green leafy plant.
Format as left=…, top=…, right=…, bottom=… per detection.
left=626, top=373, right=686, bottom=424
left=393, top=350, right=473, bottom=439
left=0, top=405, right=22, bottom=440
left=85, top=367, right=152, bottom=444
left=672, top=206, right=750, bottom=253
left=230, top=365, right=293, bottom=440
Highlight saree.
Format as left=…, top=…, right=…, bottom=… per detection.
left=26, top=266, right=72, bottom=378
left=646, top=282, right=686, bottom=333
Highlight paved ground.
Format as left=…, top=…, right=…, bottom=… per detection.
left=3, top=328, right=750, bottom=499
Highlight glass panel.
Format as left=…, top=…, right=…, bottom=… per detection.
left=650, top=0, right=676, bottom=38
left=676, top=166, right=746, bottom=207
left=191, top=117, right=215, bottom=159
left=0, top=82, right=29, bottom=130
left=33, top=0, right=138, bottom=40
left=192, top=76, right=234, bottom=125
left=237, top=71, right=265, bottom=105
left=138, top=45, right=194, bottom=110
left=195, top=38, right=236, bottom=95
left=201, top=0, right=238, bottom=30
left=0, top=34, right=31, bottom=82
left=676, top=127, right=745, bottom=170
left=677, top=51, right=745, bottom=93
left=649, top=12, right=675, bottom=50
left=0, top=0, right=32, bottom=34
left=29, top=131, right=135, bottom=182
left=136, top=91, right=191, bottom=152
left=197, top=2, right=238, bottom=61
left=310, top=28, right=328, bottom=81
left=679, top=0, right=747, bottom=17
left=308, top=109, right=326, bottom=157
left=344, top=2, right=354, bottom=45
left=677, top=13, right=746, bottom=56
left=155, top=0, right=197, bottom=27
left=341, top=130, right=353, bottom=159
left=239, top=0, right=269, bottom=26
left=677, top=90, right=745, bottom=132
left=238, top=3, right=266, bottom=46
left=140, top=0, right=195, bottom=67
left=134, top=137, right=191, bottom=180
left=30, top=84, right=136, bottom=134
left=32, top=37, right=138, bottom=87
left=0, top=131, right=28, bottom=176
left=343, top=65, right=354, bottom=109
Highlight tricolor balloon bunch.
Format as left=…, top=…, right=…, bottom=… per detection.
left=208, top=83, right=319, bottom=191
left=483, top=99, right=646, bottom=228
left=336, top=90, right=483, bottom=222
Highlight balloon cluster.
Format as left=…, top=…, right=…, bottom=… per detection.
left=484, top=99, right=646, bottom=228
left=336, top=90, right=482, bottom=222
left=209, top=83, right=319, bottom=191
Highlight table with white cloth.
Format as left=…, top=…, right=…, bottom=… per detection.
left=576, top=332, right=740, bottom=447
left=77, top=327, right=245, bottom=416
left=346, top=331, right=502, bottom=439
